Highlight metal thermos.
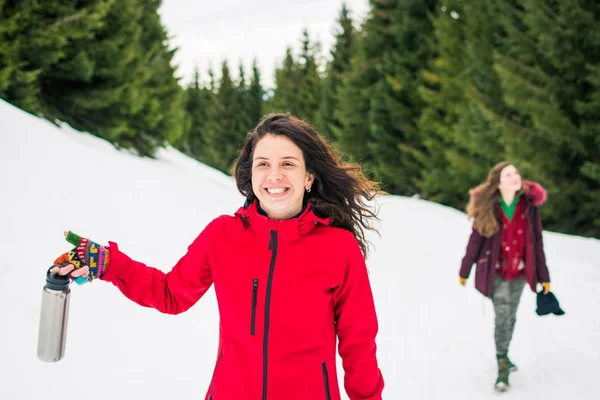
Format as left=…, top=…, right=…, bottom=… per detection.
left=37, top=266, right=71, bottom=362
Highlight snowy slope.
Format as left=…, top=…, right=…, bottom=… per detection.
left=1, top=100, right=598, bottom=399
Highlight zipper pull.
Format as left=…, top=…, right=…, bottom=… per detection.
left=253, top=278, right=259, bottom=290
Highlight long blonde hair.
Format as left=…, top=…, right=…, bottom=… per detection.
left=467, top=161, right=527, bottom=238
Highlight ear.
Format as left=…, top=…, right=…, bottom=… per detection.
left=305, top=172, right=315, bottom=187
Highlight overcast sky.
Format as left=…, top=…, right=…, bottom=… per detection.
left=158, top=0, right=370, bottom=89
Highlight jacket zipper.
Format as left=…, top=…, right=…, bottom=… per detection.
left=251, top=278, right=259, bottom=335
left=208, top=349, right=223, bottom=400
left=262, top=230, right=278, bottom=400
left=322, top=362, right=332, bottom=400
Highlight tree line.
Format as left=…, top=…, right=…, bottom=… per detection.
left=1, top=0, right=598, bottom=237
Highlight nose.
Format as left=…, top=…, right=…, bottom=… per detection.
left=267, top=166, right=283, bottom=182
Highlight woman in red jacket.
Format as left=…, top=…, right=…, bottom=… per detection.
left=52, top=114, right=385, bottom=400
left=459, top=161, right=551, bottom=392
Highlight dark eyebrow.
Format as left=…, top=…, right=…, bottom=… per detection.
left=253, top=156, right=300, bottom=161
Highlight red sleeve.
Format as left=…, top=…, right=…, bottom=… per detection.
left=100, top=217, right=223, bottom=315
left=333, top=236, right=384, bottom=400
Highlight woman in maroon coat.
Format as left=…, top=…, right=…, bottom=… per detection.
left=459, top=161, right=551, bottom=392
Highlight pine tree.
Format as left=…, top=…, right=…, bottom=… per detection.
left=126, top=0, right=187, bottom=155
left=0, top=0, right=34, bottom=104
left=417, top=1, right=523, bottom=211
left=37, top=0, right=149, bottom=146
left=295, top=29, right=322, bottom=124
left=417, top=0, right=471, bottom=205
left=316, top=3, right=355, bottom=140
left=28, top=0, right=186, bottom=157
left=0, top=0, right=112, bottom=112
left=482, top=0, right=600, bottom=236
left=578, top=62, right=600, bottom=232
left=0, top=0, right=14, bottom=91
left=447, top=1, right=506, bottom=196
left=207, top=65, right=216, bottom=93
left=338, top=0, right=438, bottom=194
left=0, top=0, right=186, bottom=157
left=335, top=29, right=373, bottom=165
left=270, top=47, right=298, bottom=114
left=204, top=61, right=244, bottom=173
left=234, top=62, right=253, bottom=136
left=248, top=59, right=264, bottom=126
left=185, top=67, right=211, bottom=161
left=380, top=0, right=439, bottom=194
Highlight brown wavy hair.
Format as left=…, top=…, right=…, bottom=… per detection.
left=233, top=113, right=383, bottom=258
left=467, top=161, right=528, bottom=238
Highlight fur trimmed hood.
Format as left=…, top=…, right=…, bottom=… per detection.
left=469, top=180, right=547, bottom=206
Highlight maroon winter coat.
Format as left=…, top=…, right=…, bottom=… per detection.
left=459, top=181, right=551, bottom=298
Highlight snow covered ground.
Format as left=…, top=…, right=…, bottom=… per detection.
left=1, top=100, right=598, bottom=399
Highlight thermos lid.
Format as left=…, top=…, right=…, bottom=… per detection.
left=45, top=266, right=71, bottom=291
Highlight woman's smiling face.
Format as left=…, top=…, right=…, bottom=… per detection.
left=251, top=134, right=314, bottom=219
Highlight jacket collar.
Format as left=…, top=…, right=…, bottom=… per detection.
left=234, top=200, right=331, bottom=241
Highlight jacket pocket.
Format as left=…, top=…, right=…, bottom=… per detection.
left=250, top=278, right=259, bottom=335
left=322, top=362, right=332, bottom=400
left=208, top=350, right=223, bottom=400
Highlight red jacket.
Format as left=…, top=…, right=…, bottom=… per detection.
left=101, top=201, right=384, bottom=400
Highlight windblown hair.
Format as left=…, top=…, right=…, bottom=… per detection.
left=233, top=113, right=383, bottom=258
left=467, top=161, right=528, bottom=238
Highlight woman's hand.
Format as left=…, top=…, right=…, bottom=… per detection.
left=52, top=231, right=109, bottom=284
left=541, top=282, right=550, bottom=295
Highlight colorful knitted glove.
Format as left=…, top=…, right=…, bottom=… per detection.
left=53, top=231, right=110, bottom=284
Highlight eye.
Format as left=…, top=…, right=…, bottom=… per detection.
left=255, top=161, right=268, bottom=167
left=282, top=161, right=295, bottom=167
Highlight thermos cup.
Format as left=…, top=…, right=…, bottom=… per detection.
left=37, top=266, right=71, bottom=362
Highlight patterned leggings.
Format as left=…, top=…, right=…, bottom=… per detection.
left=491, top=274, right=527, bottom=355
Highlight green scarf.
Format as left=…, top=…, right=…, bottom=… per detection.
left=499, top=196, right=520, bottom=220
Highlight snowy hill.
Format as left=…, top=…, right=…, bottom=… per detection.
left=1, top=100, right=598, bottom=399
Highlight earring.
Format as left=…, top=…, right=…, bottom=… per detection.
left=306, top=187, right=311, bottom=193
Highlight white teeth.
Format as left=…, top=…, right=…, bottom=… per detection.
left=267, top=188, right=287, bottom=194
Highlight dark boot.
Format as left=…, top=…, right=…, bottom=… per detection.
left=506, top=356, right=517, bottom=372
left=495, top=354, right=510, bottom=391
